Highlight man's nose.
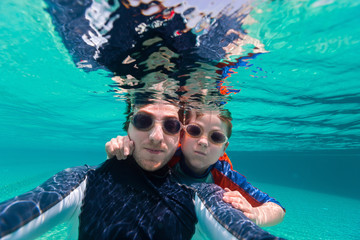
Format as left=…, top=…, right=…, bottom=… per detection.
left=149, top=123, right=164, bottom=143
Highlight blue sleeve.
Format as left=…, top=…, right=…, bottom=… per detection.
left=212, top=161, right=285, bottom=210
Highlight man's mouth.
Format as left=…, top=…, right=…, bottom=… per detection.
left=145, top=148, right=164, bottom=154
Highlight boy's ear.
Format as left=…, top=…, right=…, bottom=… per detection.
left=223, top=141, right=229, bottom=152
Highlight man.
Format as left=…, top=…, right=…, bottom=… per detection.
left=78, top=102, right=197, bottom=239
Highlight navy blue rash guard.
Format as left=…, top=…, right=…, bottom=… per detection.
left=79, top=157, right=197, bottom=240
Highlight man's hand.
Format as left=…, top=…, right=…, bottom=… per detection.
left=105, top=136, right=134, bottom=160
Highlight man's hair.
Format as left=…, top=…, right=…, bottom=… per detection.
left=122, top=93, right=181, bottom=131
left=123, top=100, right=135, bottom=132
left=181, top=108, right=232, bottom=138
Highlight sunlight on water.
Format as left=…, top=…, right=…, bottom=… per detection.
left=0, top=0, right=359, bottom=151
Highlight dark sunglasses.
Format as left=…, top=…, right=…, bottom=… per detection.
left=184, top=124, right=228, bottom=144
left=131, top=112, right=182, bottom=135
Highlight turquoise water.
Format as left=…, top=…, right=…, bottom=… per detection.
left=1, top=0, right=360, bottom=239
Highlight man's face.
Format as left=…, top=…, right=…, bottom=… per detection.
left=128, top=103, right=180, bottom=171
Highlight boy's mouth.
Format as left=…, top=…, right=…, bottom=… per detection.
left=194, top=151, right=206, bottom=156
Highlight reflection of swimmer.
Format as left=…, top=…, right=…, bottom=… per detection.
left=216, top=52, right=265, bottom=96
left=0, top=100, right=283, bottom=240
left=45, top=0, right=259, bottom=74
left=106, top=108, right=285, bottom=227
left=47, top=0, right=269, bottom=102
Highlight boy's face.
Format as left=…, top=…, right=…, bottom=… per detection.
left=181, top=112, right=229, bottom=175
left=128, top=103, right=180, bottom=171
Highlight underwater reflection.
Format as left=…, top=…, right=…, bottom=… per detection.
left=45, top=0, right=268, bottom=107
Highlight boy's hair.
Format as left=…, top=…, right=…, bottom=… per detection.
left=181, top=108, right=233, bottom=138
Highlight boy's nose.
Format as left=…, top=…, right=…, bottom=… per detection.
left=197, top=137, right=209, bottom=148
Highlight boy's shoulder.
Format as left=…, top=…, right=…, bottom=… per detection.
left=167, top=147, right=182, bottom=168
left=218, top=152, right=234, bottom=170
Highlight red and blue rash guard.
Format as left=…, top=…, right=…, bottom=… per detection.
left=168, top=148, right=285, bottom=211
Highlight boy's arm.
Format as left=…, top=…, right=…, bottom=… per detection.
left=105, top=135, right=134, bottom=160
left=211, top=160, right=285, bottom=226
left=223, top=188, right=285, bottom=227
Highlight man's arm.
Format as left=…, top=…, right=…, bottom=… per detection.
left=0, top=166, right=90, bottom=239
left=191, top=183, right=284, bottom=239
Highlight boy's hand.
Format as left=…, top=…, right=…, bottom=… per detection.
left=222, top=188, right=258, bottom=223
left=105, top=136, right=134, bottom=160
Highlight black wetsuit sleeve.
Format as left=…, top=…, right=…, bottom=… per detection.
left=191, top=183, right=285, bottom=240
left=0, top=166, right=90, bottom=239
